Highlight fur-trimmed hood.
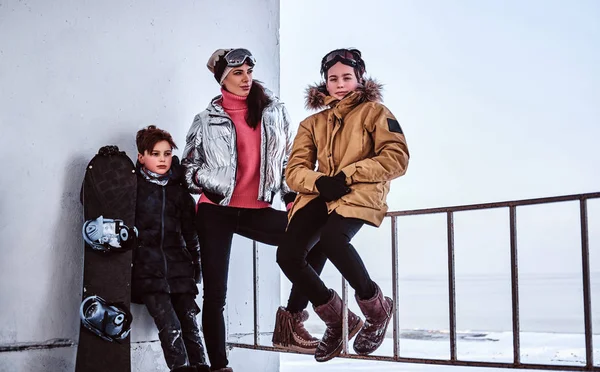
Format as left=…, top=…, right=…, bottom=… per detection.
left=304, top=77, right=383, bottom=111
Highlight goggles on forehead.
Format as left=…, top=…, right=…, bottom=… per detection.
left=224, top=48, right=256, bottom=67
left=320, top=48, right=365, bottom=76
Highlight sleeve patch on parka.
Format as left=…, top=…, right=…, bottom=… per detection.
left=387, top=118, right=403, bottom=134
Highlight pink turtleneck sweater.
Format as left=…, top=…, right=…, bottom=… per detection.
left=198, top=88, right=270, bottom=209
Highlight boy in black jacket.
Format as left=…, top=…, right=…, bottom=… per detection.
left=133, top=125, right=209, bottom=372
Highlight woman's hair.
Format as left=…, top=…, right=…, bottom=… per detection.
left=136, top=125, right=178, bottom=154
left=245, top=81, right=272, bottom=129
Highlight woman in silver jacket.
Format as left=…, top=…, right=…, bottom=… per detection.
left=182, top=48, right=326, bottom=372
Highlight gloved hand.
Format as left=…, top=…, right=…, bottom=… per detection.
left=315, top=174, right=351, bottom=202
left=193, top=260, right=202, bottom=284
left=283, top=191, right=296, bottom=212
left=333, top=171, right=347, bottom=183
left=203, top=190, right=224, bottom=204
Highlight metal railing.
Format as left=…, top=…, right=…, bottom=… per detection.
left=228, top=191, right=600, bottom=371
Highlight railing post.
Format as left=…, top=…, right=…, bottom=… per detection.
left=226, top=192, right=600, bottom=372
left=253, top=240, right=260, bottom=346
left=391, top=216, right=401, bottom=360
left=342, top=277, right=349, bottom=354
left=447, top=211, right=457, bottom=361
left=579, top=198, right=594, bottom=369
left=509, top=206, right=521, bottom=365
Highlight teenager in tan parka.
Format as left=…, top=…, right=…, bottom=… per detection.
left=276, top=48, right=410, bottom=362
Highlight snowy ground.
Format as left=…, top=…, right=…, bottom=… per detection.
left=267, top=272, right=600, bottom=370
left=279, top=331, right=600, bottom=372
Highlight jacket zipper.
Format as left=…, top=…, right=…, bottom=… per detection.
left=160, top=186, right=168, bottom=284
left=261, top=120, right=268, bottom=201
left=329, top=114, right=340, bottom=174
left=231, top=121, right=238, bottom=200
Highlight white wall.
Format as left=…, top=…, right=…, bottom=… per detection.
left=0, top=1, right=281, bottom=371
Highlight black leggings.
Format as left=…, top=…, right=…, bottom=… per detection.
left=195, top=203, right=327, bottom=369
left=277, top=197, right=376, bottom=306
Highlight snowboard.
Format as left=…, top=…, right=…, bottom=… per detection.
left=75, top=145, right=137, bottom=372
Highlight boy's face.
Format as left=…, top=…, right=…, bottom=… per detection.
left=138, top=140, right=173, bottom=175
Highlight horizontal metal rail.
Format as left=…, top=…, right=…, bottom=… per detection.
left=386, top=192, right=600, bottom=217
left=230, top=191, right=599, bottom=371
left=228, top=342, right=599, bottom=371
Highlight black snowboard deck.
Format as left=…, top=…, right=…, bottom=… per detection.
left=75, top=146, right=137, bottom=372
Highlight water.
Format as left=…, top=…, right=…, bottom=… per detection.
left=281, top=332, right=600, bottom=371
left=279, top=273, right=600, bottom=371
left=292, top=272, right=600, bottom=335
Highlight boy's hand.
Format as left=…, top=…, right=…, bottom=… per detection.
left=193, top=260, right=201, bottom=284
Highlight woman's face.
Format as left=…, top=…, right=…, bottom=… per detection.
left=326, top=62, right=359, bottom=100
left=222, top=63, right=253, bottom=97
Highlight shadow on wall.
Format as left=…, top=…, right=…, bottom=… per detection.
left=24, top=153, right=88, bottom=372
left=47, top=153, right=88, bottom=342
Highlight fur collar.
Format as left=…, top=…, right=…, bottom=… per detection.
left=304, top=77, right=383, bottom=111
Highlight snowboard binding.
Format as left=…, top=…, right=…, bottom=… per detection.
left=80, top=295, right=132, bottom=342
left=82, top=216, right=138, bottom=253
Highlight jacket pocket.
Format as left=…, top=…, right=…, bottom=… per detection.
left=340, top=182, right=385, bottom=209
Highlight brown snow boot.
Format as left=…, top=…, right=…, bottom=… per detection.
left=272, top=306, right=320, bottom=353
left=171, top=366, right=196, bottom=372
left=313, top=289, right=363, bottom=362
left=193, top=362, right=210, bottom=372
left=353, top=283, right=393, bottom=355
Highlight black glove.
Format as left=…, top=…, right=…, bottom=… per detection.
left=193, top=260, right=202, bottom=284
left=283, top=192, right=297, bottom=205
left=333, top=171, right=347, bottom=183
left=203, top=190, right=225, bottom=204
left=315, top=175, right=351, bottom=202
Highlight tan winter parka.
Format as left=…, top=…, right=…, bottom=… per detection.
left=286, top=78, right=410, bottom=227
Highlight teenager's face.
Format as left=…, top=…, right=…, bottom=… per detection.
left=326, top=62, right=359, bottom=100
left=222, top=63, right=253, bottom=97
left=138, top=140, right=173, bottom=175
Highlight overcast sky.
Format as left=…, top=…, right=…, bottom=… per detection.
left=279, top=0, right=599, bottom=278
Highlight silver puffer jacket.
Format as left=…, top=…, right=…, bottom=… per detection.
left=182, top=85, right=294, bottom=205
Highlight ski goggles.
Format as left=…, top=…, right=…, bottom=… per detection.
left=320, top=48, right=364, bottom=76
left=223, top=48, right=256, bottom=67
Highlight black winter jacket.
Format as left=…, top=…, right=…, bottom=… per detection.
left=132, top=157, right=200, bottom=300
